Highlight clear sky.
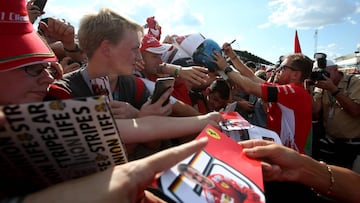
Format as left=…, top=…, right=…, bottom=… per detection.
left=39, top=0, right=360, bottom=63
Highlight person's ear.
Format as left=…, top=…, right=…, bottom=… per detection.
left=289, top=70, right=301, bottom=81
left=100, top=40, right=111, bottom=57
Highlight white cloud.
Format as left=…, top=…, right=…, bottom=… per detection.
left=258, top=22, right=272, bottom=29
left=317, top=43, right=340, bottom=59
left=45, top=0, right=203, bottom=36
left=267, top=0, right=358, bottom=29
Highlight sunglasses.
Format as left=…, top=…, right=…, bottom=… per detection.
left=279, top=65, right=297, bottom=71
left=23, top=64, right=58, bottom=78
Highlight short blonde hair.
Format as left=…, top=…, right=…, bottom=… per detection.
left=78, top=8, right=143, bottom=59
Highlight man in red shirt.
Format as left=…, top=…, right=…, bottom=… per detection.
left=214, top=44, right=313, bottom=154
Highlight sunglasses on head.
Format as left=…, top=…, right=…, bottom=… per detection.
left=23, top=63, right=58, bottom=78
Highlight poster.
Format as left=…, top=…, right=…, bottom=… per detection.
left=157, top=125, right=265, bottom=203
left=0, top=96, right=127, bottom=194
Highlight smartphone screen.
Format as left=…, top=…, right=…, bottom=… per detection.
left=151, top=77, right=175, bottom=105
left=34, top=0, right=47, bottom=11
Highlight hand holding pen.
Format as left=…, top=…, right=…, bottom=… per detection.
left=222, top=39, right=236, bottom=50
left=222, top=39, right=237, bottom=59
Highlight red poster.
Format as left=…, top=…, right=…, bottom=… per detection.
left=157, top=124, right=265, bottom=203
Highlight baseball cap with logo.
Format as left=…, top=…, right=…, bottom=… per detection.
left=0, top=0, right=57, bottom=72
left=140, top=34, right=169, bottom=54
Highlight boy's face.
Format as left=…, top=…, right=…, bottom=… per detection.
left=207, top=92, right=228, bottom=111
left=107, top=29, right=142, bottom=76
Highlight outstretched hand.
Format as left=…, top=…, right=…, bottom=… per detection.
left=178, top=66, right=209, bottom=86
left=26, top=0, right=45, bottom=24
left=25, top=138, right=209, bottom=203
left=199, top=111, right=224, bottom=129
left=38, top=17, right=76, bottom=48
left=109, top=101, right=140, bottom=119
left=212, top=51, right=228, bottom=71
left=222, top=42, right=237, bottom=58
left=139, top=88, right=174, bottom=117
left=239, top=139, right=304, bottom=182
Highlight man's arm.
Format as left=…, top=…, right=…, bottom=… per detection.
left=316, top=75, right=360, bottom=117
left=226, top=71, right=263, bottom=98
left=115, top=112, right=222, bottom=144
left=212, top=51, right=263, bottom=98
left=221, top=43, right=264, bottom=83
left=240, top=139, right=360, bottom=203
left=39, top=17, right=85, bottom=63
left=158, top=63, right=209, bottom=86
left=171, top=100, right=200, bottom=116
left=23, top=138, right=209, bottom=203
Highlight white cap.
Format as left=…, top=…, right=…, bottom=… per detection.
left=266, top=66, right=274, bottom=72
left=326, top=59, right=336, bottom=67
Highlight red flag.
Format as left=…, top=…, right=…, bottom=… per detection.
left=294, top=30, right=302, bottom=53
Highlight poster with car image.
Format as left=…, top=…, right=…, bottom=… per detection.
left=157, top=124, right=265, bottom=203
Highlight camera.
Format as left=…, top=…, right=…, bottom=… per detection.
left=310, top=52, right=330, bottom=81
left=310, top=71, right=330, bottom=81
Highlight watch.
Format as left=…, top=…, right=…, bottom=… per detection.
left=224, top=66, right=233, bottom=75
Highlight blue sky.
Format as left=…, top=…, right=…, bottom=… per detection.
left=39, top=0, right=360, bottom=63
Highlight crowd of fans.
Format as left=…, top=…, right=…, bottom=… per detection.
left=0, top=0, right=359, bottom=202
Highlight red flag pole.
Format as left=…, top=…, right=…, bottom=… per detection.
left=294, top=30, right=302, bottom=53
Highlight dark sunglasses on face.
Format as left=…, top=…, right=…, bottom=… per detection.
left=279, top=65, right=297, bottom=71
left=23, top=64, right=58, bottom=78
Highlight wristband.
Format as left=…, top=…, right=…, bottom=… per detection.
left=173, top=66, right=181, bottom=77
left=64, top=43, right=81, bottom=53
left=331, top=89, right=340, bottom=97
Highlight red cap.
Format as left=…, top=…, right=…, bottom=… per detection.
left=140, top=34, right=169, bottom=54
left=0, top=0, right=57, bottom=72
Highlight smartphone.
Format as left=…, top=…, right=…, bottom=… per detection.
left=34, top=0, right=47, bottom=12
left=40, top=17, right=49, bottom=25
left=151, top=77, right=175, bottom=105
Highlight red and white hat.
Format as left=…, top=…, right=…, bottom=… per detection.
left=0, top=0, right=57, bottom=72
left=140, top=34, right=169, bottom=54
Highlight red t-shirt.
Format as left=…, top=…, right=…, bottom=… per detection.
left=261, top=82, right=312, bottom=153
